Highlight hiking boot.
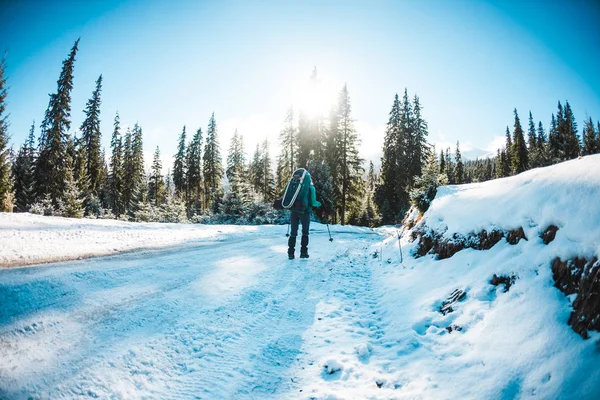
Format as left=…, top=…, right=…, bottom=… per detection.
left=300, top=252, right=309, bottom=259
left=288, top=253, right=295, bottom=260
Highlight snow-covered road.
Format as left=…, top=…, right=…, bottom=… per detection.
left=0, top=228, right=387, bottom=399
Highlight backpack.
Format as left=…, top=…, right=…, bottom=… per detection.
left=273, top=169, right=310, bottom=211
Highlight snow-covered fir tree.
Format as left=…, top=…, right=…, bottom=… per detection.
left=34, top=39, right=79, bottom=206
left=0, top=54, right=14, bottom=211
left=13, top=122, right=37, bottom=212
left=203, top=113, right=223, bottom=213
left=79, top=74, right=103, bottom=196
left=186, top=127, right=203, bottom=215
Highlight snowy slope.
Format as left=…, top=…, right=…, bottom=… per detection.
left=0, top=213, right=272, bottom=267
left=0, top=156, right=599, bottom=399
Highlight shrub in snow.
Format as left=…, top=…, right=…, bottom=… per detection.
left=410, top=150, right=448, bottom=213
left=354, top=343, right=373, bottom=358
left=322, top=358, right=344, bottom=374
left=30, top=194, right=58, bottom=216
left=160, top=200, right=187, bottom=223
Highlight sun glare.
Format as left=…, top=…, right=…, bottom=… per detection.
left=291, top=76, right=337, bottom=120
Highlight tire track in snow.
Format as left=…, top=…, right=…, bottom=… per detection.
left=0, top=232, right=380, bottom=399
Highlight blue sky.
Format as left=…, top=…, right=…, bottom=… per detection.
left=1, top=0, right=599, bottom=167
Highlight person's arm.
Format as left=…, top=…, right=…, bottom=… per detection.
left=310, top=185, right=321, bottom=207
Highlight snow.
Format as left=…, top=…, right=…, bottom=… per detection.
left=1, top=155, right=600, bottom=399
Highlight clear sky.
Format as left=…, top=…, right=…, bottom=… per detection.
left=1, top=0, right=599, bottom=168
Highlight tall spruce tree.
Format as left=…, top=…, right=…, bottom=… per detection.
left=250, top=143, right=262, bottom=195
left=130, top=123, right=146, bottom=209
left=148, top=146, right=165, bottom=207
left=226, top=129, right=247, bottom=204
left=511, top=109, right=528, bottom=174
left=276, top=107, right=296, bottom=191
left=109, top=112, right=124, bottom=217
left=410, top=94, right=429, bottom=179
left=13, top=122, right=37, bottom=211
left=35, top=38, right=79, bottom=205
left=203, top=113, right=223, bottom=212
left=548, top=113, right=559, bottom=161
left=562, top=101, right=580, bottom=159
left=186, top=128, right=203, bottom=215
left=582, top=117, right=599, bottom=155
left=260, top=138, right=275, bottom=202
left=504, top=126, right=512, bottom=170
left=536, top=121, right=548, bottom=166
left=454, top=141, right=464, bottom=184
left=527, top=111, right=539, bottom=168
left=79, top=74, right=103, bottom=196
left=445, top=147, right=454, bottom=183
left=121, top=127, right=133, bottom=214
left=173, top=126, right=187, bottom=198
left=334, top=84, right=363, bottom=224
left=0, top=54, right=12, bottom=211
left=375, top=94, right=404, bottom=224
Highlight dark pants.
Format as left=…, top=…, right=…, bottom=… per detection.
left=288, top=211, right=310, bottom=255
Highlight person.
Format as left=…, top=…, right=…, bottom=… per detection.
left=284, top=168, right=321, bottom=259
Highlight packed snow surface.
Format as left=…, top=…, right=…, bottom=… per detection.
left=1, top=155, right=599, bottom=399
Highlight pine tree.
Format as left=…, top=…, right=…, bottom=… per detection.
left=334, top=84, right=363, bottom=224
left=130, top=123, right=146, bottom=210
left=511, top=109, right=528, bottom=174
left=495, top=149, right=503, bottom=178
left=548, top=113, right=559, bottom=161
left=367, top=161, right=378, bottom=192
left=62, top=151, right=84, bottom=218
left=439, top=149, right=446, bottom=174
left=13, top=122, right=37, bottom=211
left=0, top=54, right=13, bottom=210
left=109, top=112, right=124, bottom=217
left=73, top=138, right=90, bottom=206
left=148, top=146, right=165, bottom=207
left=536, top=121, right=548, bottom=166
left=563, top=101, right=580, bottom=159
left=173, top=126, right=187, bottom=198
left=527, top=111, right=539, bottom=168
left=410, top=145, right=447, bottom=213
left=445, top=147, right=454, bottom=183
left=226, top=129, right=246, bottom=204
left=504, top=126, right=512, bottom=170
left=324, top=104, right=339, bottom=221
left=34, top=38, right=80, bottom=205
left=277, top=107, right=297, bottom=182
left=121, top=127, right=133, bottom=214
left=375, top=94, right=404, bottom=224
left=454, top=141, right=464, bottom=184
left=410, top=94, right=429, bottom=179
left=250, top=143, right=262, bottom=195
left=260, top=138, right=275, bottom=202
left=186, top=127, right=203, bottom=215
left=582, top=117, right=599, bottom=155
left=203, top=113, right=223, bottom=212
left=79, top=74, right=103, bottom=196
left=400, top=89, right=414, bottom=183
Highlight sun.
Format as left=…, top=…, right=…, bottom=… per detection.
left=290, top=72, right=337, bottom=120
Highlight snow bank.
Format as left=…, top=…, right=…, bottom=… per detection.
left=422, top=154, right=600, bottom=259
left=361, top=155, right=600, bottom=399
left=0, top=213, right=263, bottom=267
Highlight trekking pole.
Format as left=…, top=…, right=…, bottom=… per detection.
left=396, top=225, right=403, bottom=263
left=326, top=223, right=333, bottom=242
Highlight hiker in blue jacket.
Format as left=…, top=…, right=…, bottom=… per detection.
left=283, top=168, right=321, bottom=259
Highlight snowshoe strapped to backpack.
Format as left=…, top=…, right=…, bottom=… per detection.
left=279, top=169, right=310, bottom=212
